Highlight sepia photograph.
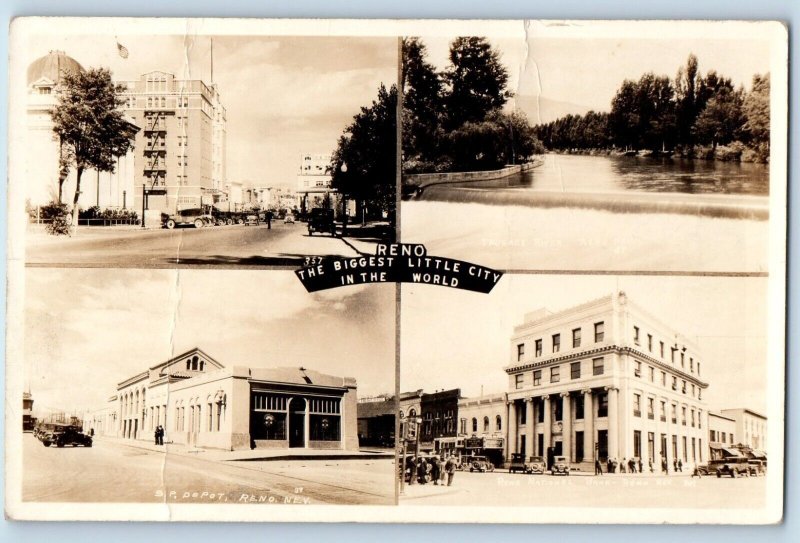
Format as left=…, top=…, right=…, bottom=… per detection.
left=10, top=268, right=396, bottom=515
left=398, top=274, right=782, bottom=522
left=400, top=21, right=786, bottom=273
left=12, top=25, right=396, bottom=268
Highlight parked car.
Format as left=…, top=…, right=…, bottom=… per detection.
left=711, top=457, right=751, bottom=478
left=162, top=208, right=213, bottom=229
left=244, top=213, right=260, bottom=226
left=284, top=214, right=295, bottom=224
left=42, top=425, right=92, bottom=448
left=509, top=453, right=533, bottom=474
left=528, top=456, right=547, bottom=474
left=469, top=456, right=495, bottom=473
left=307, top=208, right=336, bottom=236
left=551, top=456, right=570, bottom=476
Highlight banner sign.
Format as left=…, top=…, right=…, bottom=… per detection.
left=295, top=244, right=503, bottom=293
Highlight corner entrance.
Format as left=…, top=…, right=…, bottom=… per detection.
left=289, top=397, right=306, bottom=448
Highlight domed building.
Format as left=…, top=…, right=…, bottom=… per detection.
left=24, top=51, right=136, bottom=214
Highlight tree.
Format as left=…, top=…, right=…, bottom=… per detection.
left=742, top=73, right=770, bottom=146
left=330, top=84, right=397, bottom=220
left=51, top=68, right=138, bottom=230
left=443, top=37, right=511, bottom=130
left=402, top=38, right=444, bottom=166
left=675, top=54, right=700, bottom=147
left=692, top=86, right=745, bottom=148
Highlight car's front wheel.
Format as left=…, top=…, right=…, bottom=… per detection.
left=43, top=441, right=51, bottom=447
left=166, top=219, right=176, bottom=229
left=194, top=219, right=204, bottom=228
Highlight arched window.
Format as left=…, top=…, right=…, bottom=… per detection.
left=192, top=356, right=198, bottom=371
left=409, top=409, right=416, bottom=418
left=483, top=416, right=490, bottom=432
left=472, top=418, right=478, bottom=433
left=199, top=360, right=204, bottom=371
left=186, top=359, right=190, bottom=371
left=496, top=415, right=502, bottom=431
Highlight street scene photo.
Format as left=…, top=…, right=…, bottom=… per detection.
left=398, top=274, right=777, bottom=517
left=16, top=31, right=397, bottom=267
left=400, top=22, right=785, bottom=272
left=18, top=269, right=396, bottom=506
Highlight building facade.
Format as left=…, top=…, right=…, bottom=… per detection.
left=457, top=393, right=507, bottom=465
left=111, top=347, right=358, bottom=451
left=720, top=408, right=767, bottom=450
left=505, top=292, right=709, bottom=472
left=707, top=411, right=737, bottom=460
left=119, top=71, right=226, bottom=222
left=356, top=395, right=396, bottom=448
left=23, top=391, right=35, bottom=431
left=25, top=51, right=137, bottom=211
left=419, top=389, right=461, bottom=452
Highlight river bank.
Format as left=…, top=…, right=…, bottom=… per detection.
left=547, top=142, right=769, bottom=164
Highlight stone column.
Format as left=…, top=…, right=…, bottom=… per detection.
left=606, top=386, right=619, bottom=461
left=504, top=401, right=511, bottom=460
left=561, top=392, right=572, bottom=463
left=525, top=398, right=534, bottom=459
left=507, top=401, right=518, bottom=456
left=582, top=389, right=594, bottom=462
left=542, top=395, right=551, bottom=458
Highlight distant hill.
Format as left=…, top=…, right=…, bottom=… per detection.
left=513, top=95, right=595, bottom=126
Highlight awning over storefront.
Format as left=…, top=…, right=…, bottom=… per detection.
left=750, top=449, right=767, bottom=459
left=709, top=441, right=723, bottom=450
left=721, top=447, right=743, bottom=458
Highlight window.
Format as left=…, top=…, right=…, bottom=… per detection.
left=572, top=328, right=582, bottom=348
left=483, top=416, right=490, bottom=432
left=698, top=411, right=702, bottom=429
left=552, top=334, right=561, bottom=353
left=634, top=360, right=642, bottom=377
left=680, top=352, right=685, bottom=368
left=593, top=357, right=604, bottom=375
left=594, top=322, right=605, bottom=342
left=633, top=326, right=640, bottom=345
left=472, top=418, right=478, bottom=433
left=208, top=403, right=213, bottom=431
left=671, top=404, right=677, bottom=424
left=660, top=341, right=665, bottom=358
left=516, top=343, right=525, bottom=362
left=682, top=406, right=687, bottom=426
left=697, top=362, right=701, bottom=376
left=459, top=418, right=466, bottom=434
left=647, top=397, right=655, bottom=420
left=537, top=399, right=545, bottom=423
left=691, top=409, right=695, bottom=428
left=515, top=374, right=524, bottom=389
left=661, top=371, right=667, bottom=386
left=634, top=431, right=642, bottom=458
left=681, top=380, right=687, bottom=394
left=633, top=394, right=641, bottom=417
left=519, top=405, right=527, bottom=425
left=690, top=357, right=694, bottom=373
left=598, top=392, right=608, bottom=417
left=575, top=394, right=585, bottom=419
left=691, top=384, right=696, bottom=397
left=672, top=376, right=678, bottom=391
left=496, top=415, right=502, bottom=431
left=550, top=366, right=560, bottom=383
left=571, top=361, right=581, bottom=379
left=660, top=401, right=666, bottom=422
left=647, top=334, right=653, bottom=352
left=533, top=370, right=542, bottom=386
left=554, top=397, right=563, bottom=421
left=535, top=339, right=543, bottom=357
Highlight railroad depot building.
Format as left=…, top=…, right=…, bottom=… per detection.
left=108, top=347, right=358, bottom=451
left=505, top=292, right=709, bottom=472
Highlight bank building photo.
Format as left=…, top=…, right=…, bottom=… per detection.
left=86, top=347, right=359, bottom=451
left=505, top=291, right=708, bottom=472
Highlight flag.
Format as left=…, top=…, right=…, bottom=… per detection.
left=117, top=41, right=129, bottom=59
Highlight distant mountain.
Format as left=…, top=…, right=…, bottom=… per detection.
left=514, top=95, right=596, bottom=126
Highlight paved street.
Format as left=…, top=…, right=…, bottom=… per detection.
left=26, top=221, right=374, bottom=268
left=400, top=469, right=767, bottom=508
left=22, top=434, right=394, bottom=505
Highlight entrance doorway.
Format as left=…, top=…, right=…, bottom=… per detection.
left=289, top=397, right=306, bottom=448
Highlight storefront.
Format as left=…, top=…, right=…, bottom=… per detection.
left=463, top=436, right=506, bottom=467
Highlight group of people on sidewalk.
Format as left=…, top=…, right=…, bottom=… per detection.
left=406, top=454, right=459, bottom=487
left=153, top=425, right=164, bottom=446
left=594, top=455, right=685, bottom=475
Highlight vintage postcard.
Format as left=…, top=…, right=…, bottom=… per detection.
left=4, top=18, right=787, bottom=524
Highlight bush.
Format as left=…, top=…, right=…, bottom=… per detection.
left=42, top=202, right=72, bottom=236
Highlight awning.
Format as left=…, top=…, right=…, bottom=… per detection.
left=709, top=442, right=724, bottom=450
left=722, top=447, right=743, bottom=458
left=750, top=450, right=767, bottom=459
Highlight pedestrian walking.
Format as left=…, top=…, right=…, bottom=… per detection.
left=662, top=457, right=668, bottom=474
left=154, top=426, right=159, bottom=445
left=673, top=459, right=678, bottom=472
left=431, top=456, right=442, bottom=485
left=595, top=458, right=603, bottom=475
left=266, top=210, right=273, bottom=229
left=629, top=458, right=636, bottom=473
left=638, top=458, right=643, bottom=473
left=445, top=455, right=457, bottom=486
left=678, top=459, right=683, bottom=472
left=157, top=425, right=164, bottom=445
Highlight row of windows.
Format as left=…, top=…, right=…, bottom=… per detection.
left=634, top=430, right=703, bottom=464
left=632, top=393, right=703, bottom=429
left=631, top=325, right=701, bottom=376
left=516, top=322, right=605, bottom=362
left=459, top=414, right=503, bottom=435
left=514, top=357, right=605, bottom=389
left=709, top=429, right=734, bottom=444
left=632, top=360, right=702, bottom=400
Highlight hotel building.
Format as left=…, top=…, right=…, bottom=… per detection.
left=505, top=292, right=709, bottom=472
left=100, top=347, right=357, bottom=451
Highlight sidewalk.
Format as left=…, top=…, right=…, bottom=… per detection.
left=96, top=435, right=394, bottom=463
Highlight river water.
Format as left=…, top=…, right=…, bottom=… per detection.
left=448, top=153, right=770, bottom=196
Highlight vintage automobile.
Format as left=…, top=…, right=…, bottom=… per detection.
left=710, top=457, right=751, bottom=478
left=307, top=208, right=336, bottom=236
left=41, top=425, right=93, bottom=448
left=747, top=459, right=766, bottom=476
left=284, top=213, right=295, bottom=224
left=468, top=455, right=495, bottom=473
left=528, top=456, right=547, bottom=474
left=551, top=455, right=570, bottom=476
left=508, top=453, right=533, bottom=474
left=162, top=208, right=214, bottom=229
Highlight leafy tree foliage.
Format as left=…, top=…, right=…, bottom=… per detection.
left=330, top=84, right=397, bottom=218
left=51, top=68, right=138, bottom=230
left=741, top=74, right=770, bottom=148
left=402, top=38, right=444, bottom=166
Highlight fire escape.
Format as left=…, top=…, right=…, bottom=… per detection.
left=143, top=110, right=167, bottom=189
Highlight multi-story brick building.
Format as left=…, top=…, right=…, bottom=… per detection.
left=505, top=292, right=709, bottom=472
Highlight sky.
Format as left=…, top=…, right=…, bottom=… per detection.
left=418, top=31, right=773, bottom=124
left=23, top=33, right=397, bottom=187
left=401, top=275, right=770, bottom=414
left=24, top=269, right=396, bottom=415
